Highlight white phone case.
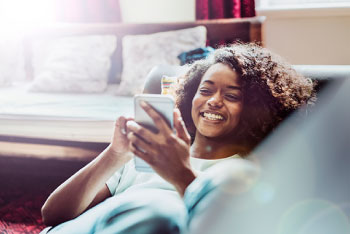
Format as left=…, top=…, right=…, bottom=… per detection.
left=133, top=94, right=175, bottom=172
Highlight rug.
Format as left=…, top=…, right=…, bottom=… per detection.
left=0, top=156, right=87, bottom=234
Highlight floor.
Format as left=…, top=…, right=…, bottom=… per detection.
left=0, top=156, right=88, bottom=234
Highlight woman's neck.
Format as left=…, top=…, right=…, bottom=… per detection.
left=190, top=133, right=243, bottom=160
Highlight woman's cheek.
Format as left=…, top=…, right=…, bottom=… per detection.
left=229, top=102, right=244, bottom=129
left=191, top=95, right=201, bottom=126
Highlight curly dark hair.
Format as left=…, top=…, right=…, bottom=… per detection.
left=176, top=42, right=316, bottom=154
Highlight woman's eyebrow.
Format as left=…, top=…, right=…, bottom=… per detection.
left=202, top=80, right=241, bottom=90
left=227, top=85, right=242, bottom=91
left=202, top=80, right=214, bottom=85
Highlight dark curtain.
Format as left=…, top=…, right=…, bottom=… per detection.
left=196, top=0, right=255, bottom=20
left=54, top=0, right=121, bottom=23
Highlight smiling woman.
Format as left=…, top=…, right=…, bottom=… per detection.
left=39, top=42, right=316, bottom=233
left=176, top=42, right=317, bottom=155
left=191, top=63, right=243, bottom=141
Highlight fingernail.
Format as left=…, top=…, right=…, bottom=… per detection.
left=140, top=101, right=147, bottom=107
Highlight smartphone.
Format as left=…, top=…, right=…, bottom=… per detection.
left=133, top=94, right=175, bottom=172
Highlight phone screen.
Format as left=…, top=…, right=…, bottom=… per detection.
left=133, top=94, right=175, bottom=172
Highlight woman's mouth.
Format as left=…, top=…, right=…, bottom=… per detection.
left=200, top=111, right=225, bottom=121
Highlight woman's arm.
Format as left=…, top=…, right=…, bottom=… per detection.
left=41, top=117, right=133, bottom=227
left=126, top=103, right=197, bottom=196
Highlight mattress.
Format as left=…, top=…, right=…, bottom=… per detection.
left=0, top=84, right=134, bottom=120
left=0, top=84, right=134, bottom=144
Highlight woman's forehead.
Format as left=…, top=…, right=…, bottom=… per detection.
left=201, top=63, right=241, bottom=87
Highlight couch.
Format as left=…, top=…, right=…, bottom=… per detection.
left=143, top=64, right=350, bottom=234
left=183, top=67, right=350, bottom=234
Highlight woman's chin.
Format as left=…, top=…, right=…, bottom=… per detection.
left=196, top=127, right=239, bottom=141
left=197, top=129, right=223, bottom=139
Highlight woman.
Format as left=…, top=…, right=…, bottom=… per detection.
left=41, top=43, right=315, bottom=233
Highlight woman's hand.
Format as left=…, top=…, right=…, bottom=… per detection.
left=107, top=116, right=134, bottom=164
left=42, top=116, right=135, bottom=226
left=126, top=101, right=196, bottom=196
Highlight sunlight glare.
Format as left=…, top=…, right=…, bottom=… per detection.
left=0, top=0, right=55, bottom=36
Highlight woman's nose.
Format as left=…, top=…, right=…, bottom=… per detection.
left=207, top=94, right=223, bottom=108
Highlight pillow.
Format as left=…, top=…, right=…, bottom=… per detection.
left=29, top=35, right=117, bottom=93
left=161, top=75, right=186, bottom=99
left=116, top=26, right=207, bottom=96
left=0, top=38, right=26, bottom=86
left=161, top=75, right=178, bottom=96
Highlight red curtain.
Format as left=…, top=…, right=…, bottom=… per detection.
left=54, top=0, right=121, bottom=23
left=196, top=0, right=255, bottom=20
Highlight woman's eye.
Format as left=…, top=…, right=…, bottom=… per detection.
left=225, top=94, right=240, bottom=101
left=199, top=89, right=212, bottom=95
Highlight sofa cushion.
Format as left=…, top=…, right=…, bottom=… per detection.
left=29, top=35, right=117, bottom=93
left=116, top=26, right=207, bottom=96
left=0, top=38, right=26, bottom=86
left=184, top=158, right=259, bottom=234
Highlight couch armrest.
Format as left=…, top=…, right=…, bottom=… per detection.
left=143, top=64, right=350, bottom=95
left=293, top=65, right=350, bottom=93
left=293, top=65, right=350, bottom=81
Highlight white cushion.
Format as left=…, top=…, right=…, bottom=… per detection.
left=116, top=26, right=207, bottom=96
left=185, top=159, right=259, bottom=234
left=29, top=35, right=117, bottom=93
left=0, top=38, right=26, bottom=86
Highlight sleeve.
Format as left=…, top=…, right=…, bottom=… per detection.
left=106, top=166, right=125, bottom=196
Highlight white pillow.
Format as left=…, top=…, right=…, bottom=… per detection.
left=29, top=35, right=117, bottom=93
left=116, top=26, right=207, bottom=96
left=0, top=38, right=26, bottom=86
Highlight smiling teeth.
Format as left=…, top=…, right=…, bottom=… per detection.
left=203, top=112, right=224, bottom=120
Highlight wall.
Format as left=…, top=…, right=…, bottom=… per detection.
left=257, top=8, right=350, bottom=65
left=120, top=0, right=195, bottom=23
left=121, top=1, right=350, bottom=65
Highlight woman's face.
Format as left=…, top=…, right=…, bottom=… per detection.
left=191, top=63, right=243, bottom=139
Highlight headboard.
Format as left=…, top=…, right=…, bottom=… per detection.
left=22, top=16, right=265, bottom=83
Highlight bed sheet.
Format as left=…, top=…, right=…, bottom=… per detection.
left=0, top=84, right=134, bottom=144
left=0, top=84, right=134, bottom=120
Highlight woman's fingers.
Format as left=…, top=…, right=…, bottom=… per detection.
left=109, top=116, right=134, bottom=159
left=140, top=101, right=173, bottom=135
left=126, top=120, right=154, bottom=143
left=116, top=116, right=127, bottom=135
left=127, top=131, right=156, bottom=163
left=129, top=143, right=148, bottom=161
left=115, top=116, right=134, bottom=135
left=173, top=109, right=191, bottom=145
left=127, top=131, right=152, bottom=152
